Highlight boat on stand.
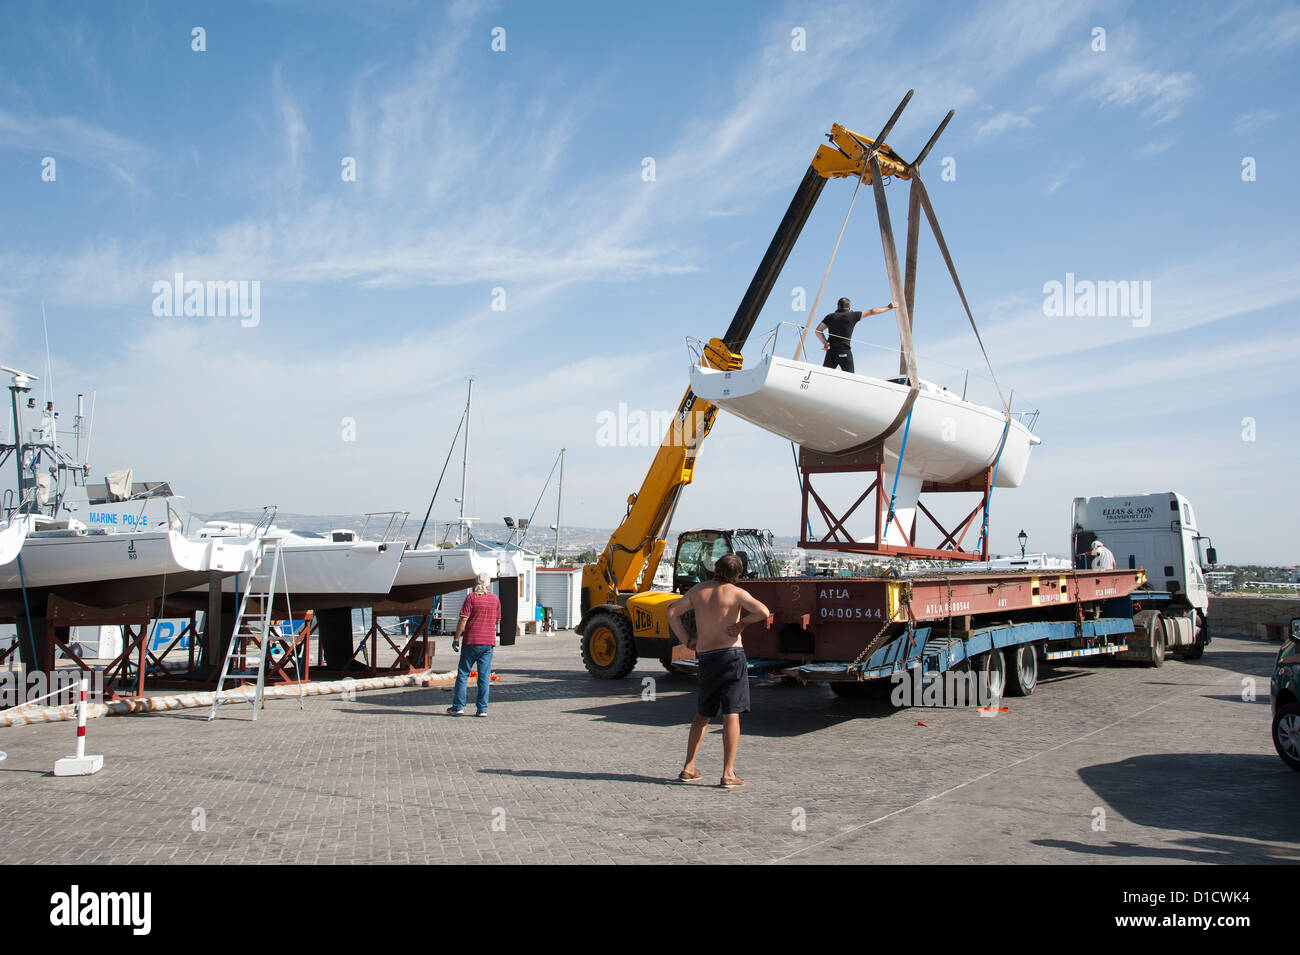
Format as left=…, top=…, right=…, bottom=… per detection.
left=0, top=366, right=259, bottom=672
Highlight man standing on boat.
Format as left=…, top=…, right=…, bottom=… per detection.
left=448, top=573, right=501, bottom=717
left=815, top=296, right=896, bottom=373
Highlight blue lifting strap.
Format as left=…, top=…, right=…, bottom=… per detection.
left=885, top=405, right=915, bottom=531
left=978, top=419, right=1012, bottom=552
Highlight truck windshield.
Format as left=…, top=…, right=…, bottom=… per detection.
left=674, top=532, right=733, bottom=591
left=729, top=530, right=778, bottom=578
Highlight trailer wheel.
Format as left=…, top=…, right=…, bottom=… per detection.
left=1005, top=644, right=1038, bottom=697
left=1273, top=703, right=1300, bottom=771
left=581, top=612, right=637, bottom=679
left=974, top=649, right=1006, bottom=703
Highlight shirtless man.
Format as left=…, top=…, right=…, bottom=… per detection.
left=667, top=553, right=772, bottom=788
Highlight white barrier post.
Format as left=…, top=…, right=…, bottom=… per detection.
left=53, top=679, right=103, bottom=776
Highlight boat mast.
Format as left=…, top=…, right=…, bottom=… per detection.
left=458, top=378, right=473, bottom=543
left=553, top=447, right=565, bottom=566
left=3, top=366, right=38, bottom=517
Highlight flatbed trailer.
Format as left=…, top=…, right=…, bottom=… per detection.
left=668, top=568, right=1150, bottom=703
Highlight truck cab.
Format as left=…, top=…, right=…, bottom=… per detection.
left=1071, top=492, right=1215, bottom=662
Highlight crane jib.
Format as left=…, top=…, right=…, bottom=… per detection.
left=721, top=166, right=827, bottom=353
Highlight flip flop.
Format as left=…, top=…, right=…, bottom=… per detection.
left=677, top=769, right=703, bottom=783
left=720, top=775, right=745, bottom=789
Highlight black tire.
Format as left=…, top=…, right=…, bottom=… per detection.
left=1005, top=644, right=1038, bottom=697
left=1146, top=617, right=1167, bottom=668
left=1181, top=614, right=1207, bottom=660
left=974, top=649, right=1006, bottom=703
left=580, top=611, right=637, bottom=679
left=1273, top=702, right=1300, bottom=771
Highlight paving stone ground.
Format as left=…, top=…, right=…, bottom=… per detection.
left=0, top=632, right=1294, bottom=864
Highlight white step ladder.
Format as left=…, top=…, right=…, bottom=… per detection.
left=208, top=532, right=299, bottom=721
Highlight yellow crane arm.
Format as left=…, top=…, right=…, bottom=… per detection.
left=581, top=343, right=739, bottom=608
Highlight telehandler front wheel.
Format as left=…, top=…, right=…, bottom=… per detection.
left=581, top=612, right=638, bottom=679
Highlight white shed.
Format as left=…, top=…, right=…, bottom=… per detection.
left=536, top=566, right=583, bottom=629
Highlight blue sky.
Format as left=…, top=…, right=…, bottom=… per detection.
left=0, top=0, right=1296, bottom=561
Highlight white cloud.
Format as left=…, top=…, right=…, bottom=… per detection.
left=0, top=106, right=153, bottom=182
left=1046, top=25, right=1197, bottom=125
left=1266, top=5, right=1300, bottom=47
left=1233, top=109, right=1279, bottom=135
left=915, top=250, right=1300, bottom=405
left=1044, top=158, right=1084, bottom=194
left=976, top=111, right=1034, bottom=137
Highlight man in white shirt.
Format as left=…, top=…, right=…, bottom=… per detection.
left=1089, top=540, right=1116, bottom=570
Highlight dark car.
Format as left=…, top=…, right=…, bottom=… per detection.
left=1271, top=618, right=1300, bottom=770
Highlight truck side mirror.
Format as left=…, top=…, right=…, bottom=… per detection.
left=1206, top=547, right=1217, bottom=566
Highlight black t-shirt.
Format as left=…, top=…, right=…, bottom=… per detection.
left=821, top=309, right=863, bottom=349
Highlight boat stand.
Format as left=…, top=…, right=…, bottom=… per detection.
left=14, top=595, right=198, bottom=701
left=261, top=609, right=313, bottom=686
left=309, top=597, right=436, bottom=679
left=6, top=594, right=437, bottom=700
left=798, top=445, right=992, bottom=561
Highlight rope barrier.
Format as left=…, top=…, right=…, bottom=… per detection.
left=0, top=669, right=459, bottom=728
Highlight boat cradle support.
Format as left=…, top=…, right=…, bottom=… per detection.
left=797, top=444, right=994, bottom=560
left=1, top=594, right=200, bottom=701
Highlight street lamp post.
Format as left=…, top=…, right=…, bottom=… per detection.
left=1017, top=529, right=1028, bottom=558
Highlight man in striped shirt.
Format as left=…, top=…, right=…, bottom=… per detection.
left=448, top=572, right=501, bottom=717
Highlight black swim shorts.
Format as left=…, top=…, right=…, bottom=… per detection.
left=697, top=647, right=751, bottom=717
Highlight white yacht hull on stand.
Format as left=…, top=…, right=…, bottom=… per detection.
left=0, top=528, right=254, bottom=615
left=389, top=547, right=497, bottom=604
left=187, top=525, right=405, bottom=611
left=690, top=355, right=1042, bottom=546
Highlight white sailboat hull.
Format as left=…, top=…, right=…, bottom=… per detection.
left=188, top=522, right=420, bottom=610
left=201, top=541, right=406, bottom=609
left=389, top=547, right=497, bottom=603
left=0, top=529, right=254, bottom=613
left=0, top=517, right=32, bottom=568
left=690, top=355, right=1040, bottom=488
